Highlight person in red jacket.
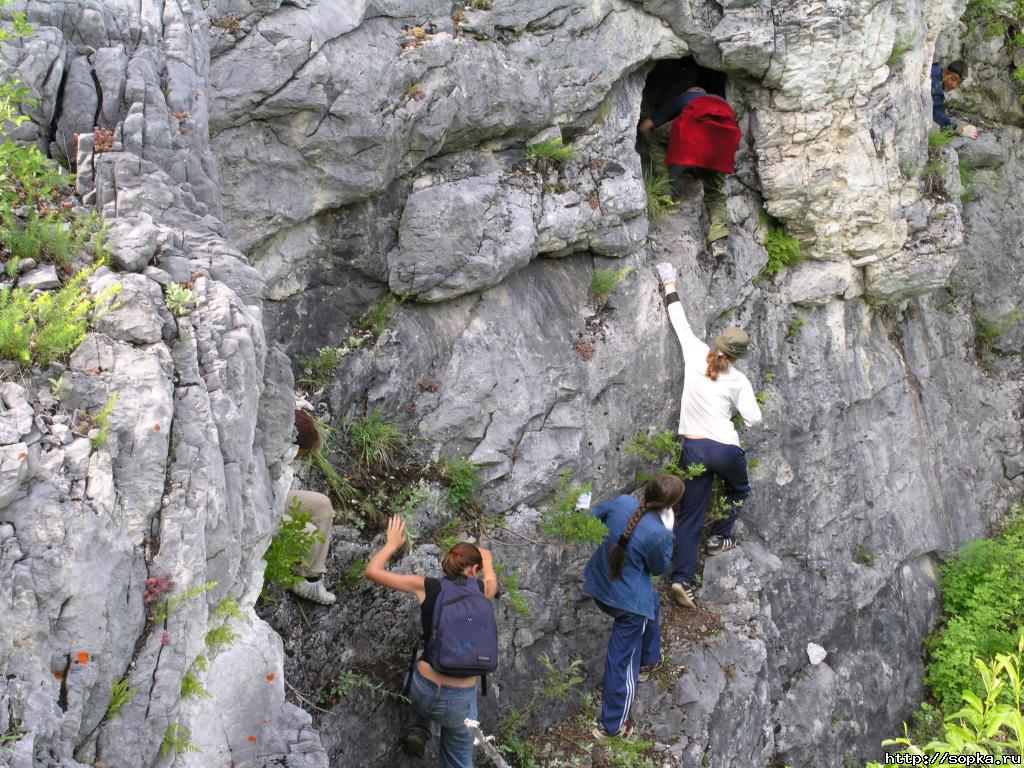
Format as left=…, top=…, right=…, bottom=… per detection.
left=639, top=87, right=742, bottom=258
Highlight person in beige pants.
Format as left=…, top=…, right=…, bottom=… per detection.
left=285, top=410, right=337, bottom=605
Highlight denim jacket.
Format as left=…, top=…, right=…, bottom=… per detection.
left=932, top=64, right=953, bottom=129
left=583, top=495, right=675, bottom=621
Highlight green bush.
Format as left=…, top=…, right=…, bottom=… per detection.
left=358, top=294, right=398, bottom=337
left=540, top=469, right=605, bottom=544
left=524, top=137, right=573, bottom=164
left=297, top=337, right=364, bottom=390
left=589, top=266, right=633, bottom=309
left=761, top=227, right=806, bottom=278
left=0, top=262, right=116, bottom=367
left=1, top=212, right=101, bottom=267
left=643, top=167, right=677, bottom=224
left=494, top=562, right=530, bottom=617
left=928, top=128, right=955, bottom=150
left=263, top=498, right=325, bottom=591
left=442, top=456, right=480, bottom=513
left=105, top=678, right=137, bottom=719
left=923, top=505, right=1024, bottom=713
left=347, top=410, right=408, bottom=470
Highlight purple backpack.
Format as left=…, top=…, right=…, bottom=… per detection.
left=425, top=577, right=499, bottom=679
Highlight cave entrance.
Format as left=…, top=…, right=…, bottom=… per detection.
left=638, top=57, right=729, bottom=171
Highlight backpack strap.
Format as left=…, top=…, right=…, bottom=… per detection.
left=481, top=673, right=487, bottom=697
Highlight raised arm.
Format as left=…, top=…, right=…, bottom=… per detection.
left=364, top=515, right=427, bottom=601
left=656, top=263, right=708, bottom=365
left=478, top=547, right=499, bottom=599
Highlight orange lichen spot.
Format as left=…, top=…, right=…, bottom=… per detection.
left=265, top=673, right=276, bottom=682
left=53, top=669, right=65, bottom=681
left=76, top=651, right=90, bottom=664
left=153, top=424, right=161, bottom=431
left=247, top=736, right=257, bottom=743
left=261, top=719, right=272, bottom=725
left=17, top=452, right=26, bottom=460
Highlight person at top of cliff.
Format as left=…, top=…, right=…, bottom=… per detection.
left=932, top=60, right=979, bottom=139
left=365, top=515, right=499, bottom=768
left=638, top=86, right=743, bottom=260
left=654, top=261, right=762, bottom=610
left=284, top=409, right=337, bottom=605
left=581, top=475, right=682, bottom=738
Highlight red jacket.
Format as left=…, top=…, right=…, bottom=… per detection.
left=665, top=95, right=742, bottom=174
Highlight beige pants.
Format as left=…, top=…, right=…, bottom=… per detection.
left=284, top=489, right=334, bottom=578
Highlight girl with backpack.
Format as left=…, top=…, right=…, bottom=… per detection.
left=655, top=262, right=762, bottom=610
left=583, top=475, right=684, bottom=738
left=364, top=515, right=499, bottom=768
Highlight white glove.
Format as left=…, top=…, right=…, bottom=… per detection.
left=957, top=124, right=980, bottom=139
left=656, top=262, right=677, bottom=285
left=574, top=491, right=592, bottom=511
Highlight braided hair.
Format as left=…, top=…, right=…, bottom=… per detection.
left=608, top=475, right=685, bottom=579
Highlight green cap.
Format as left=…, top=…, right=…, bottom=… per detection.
left=714, top=327, right=750, bottom=359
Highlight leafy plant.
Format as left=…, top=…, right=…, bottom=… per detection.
left=442, top=456, right=480, bottom=513
left=923, top=507, right=1024, bottom=712
left=469, top=0, right=493, bottom=9
left=161, top=723, right=200, bottom=757
left=347, top=410, right=408, bottom=470
left=855, top=543, right=876, bottom=567
left=1, top=212, right=101, bottom=267
left=786, top=316, right=806, bottom=339
left=105, top=678, right=137, bottom=719
left=307, top=418, right=362, bottom=527
left=152, top=580, right=217, bottom=622
left=215, top=595, right=243, bottom=620
left=319, top=668, right=408, bottom=705
left=164, top=282, right=196, bottom=317
left=540, top=469, right=605, bottom=544
left=975, top=307, right=1024, bottom=360
left=524, top=137, right=574, bottom=164
left=205, top=624, right=238, bottom=651
left=358, top=294, right=397, bottom=337
left=589, top=266, right=633, bottom=310
left=623, top=428, right=706, bottom=483
left=89, top=392, right=120, bottom=449
left=0, top=261, right=116, bottom=368
left=263, top=498, right=325, bottom=591
left=959, top=159, right=976, bottom=203
left=605, top=734, right=657, bottom=768
left=342, top=557, right=367, bottom=591
left=501, top=654, right=585, bottom=737
left=494, top=562, right=530, bottom=617
left=181, top=668, right=211, bottom=700
left=760, top=227, right=806, bottom=279
left=643, top=167, right=677, bottom=225
left=297, top=337, right=364, bottom=390
left=928, top=128, right=955, bottom=150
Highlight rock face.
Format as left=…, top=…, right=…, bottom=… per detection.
left=0, top=3, right=325, bottom=767
left=3, top=1, right=1023, bottom=768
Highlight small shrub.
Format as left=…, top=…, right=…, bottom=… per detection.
left=855, top=544, right=876, bottom=567
left=623, top=429, right=706, bottom=482
left=180, top=668, right=211, bottom=700
left=761, top=227, right=806, bottom=279
left=164, top=282, right=196, bottom=317
left=205, top=624, right=238, bottom=651
left=928, top=128, right=955, bottom=150
left=469, top=0, right=492, bottom=9
left=589, top=266, right=633, bottom=309
left=215, top=595, right=243, bottom=621
left=263, top=498, right=325, bottom=591
left=959, top=159, right=976, bottom=202
left=347, top=410, right=408, bottom=470
left=442, top=456, right=480, bottom=513
left=643, top=167, right=677, bottom=224
left=297, top=337, right=364, bottom=390
left=786, top=316, right=806, bottom=339
left=0, top=262, right=116, bottom=368
left=358, top=294, right=397, bottom=337
left=493, top=562, right=530, bottom=617
left=975, top=307, right=1024, bottom=359
left=540, top=470, right=605, bottom=544
left=160, top=724, right=200, bottom=757
left=524, top=137, right=574, bottom=165
left=89, top=392, right=120, bottom=449
left=105, top=678, right=137, bottom=719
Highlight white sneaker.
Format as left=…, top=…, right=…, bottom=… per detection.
left=670, top=582, right=697, bottom=609
left=706, top=535, right=737, bottom=555
left=289, top=578, right=336, bottom=605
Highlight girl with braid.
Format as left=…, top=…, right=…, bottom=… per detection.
left=582, top=475, right=684, bottom=738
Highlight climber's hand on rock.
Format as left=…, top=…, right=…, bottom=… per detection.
left=656, top=262, right=677, bottom=286
left=385, top=514, right=406, bottom=550
left=957, top=124, right=980, bottom=139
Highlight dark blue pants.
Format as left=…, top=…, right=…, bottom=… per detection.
left=595, top=599, right=661, bottom=735
left=670, top=437, right=750, bottom=586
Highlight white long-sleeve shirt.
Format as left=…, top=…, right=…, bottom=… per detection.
left=667, top=297, right=762, bottom=447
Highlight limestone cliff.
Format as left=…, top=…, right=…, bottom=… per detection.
left=1, top=0, right=1022, bottom=767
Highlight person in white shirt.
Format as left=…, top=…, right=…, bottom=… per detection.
left=655, top=262, right=762, bottom=609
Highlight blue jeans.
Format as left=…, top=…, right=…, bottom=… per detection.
left=595, top=599, right=661, bottom=735
left=406, top=667, right=478, bottom=768
left=670, top=437, right=750, bottom=585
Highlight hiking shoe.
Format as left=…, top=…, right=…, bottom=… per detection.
left=591, top=720, right=633, bottom=740
left=289, top=578, right=337, bottom=605
left=706, top=535, right=737, bottom=556
left=710, top=238, right=730, bottom=259
left=638, top=660, right=662, bottom=683
left=402, top=726, right=429, bottom=757
left=670, top=582, right=697, bottom=609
